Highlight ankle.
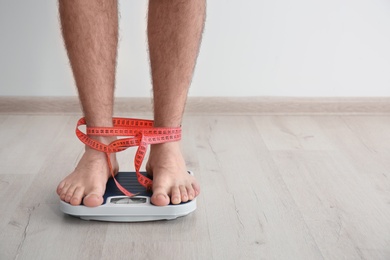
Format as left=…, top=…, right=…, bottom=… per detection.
left=151, top=140, right=181, bottom=150
left=88, top=135, right=117, bottom=144
left=152, top=118, right=182, bottom=128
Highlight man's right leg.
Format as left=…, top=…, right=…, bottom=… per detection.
left=56, top=0, right=119, bottom=207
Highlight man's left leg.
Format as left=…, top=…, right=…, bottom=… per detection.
left=146, top=0, right=206, bottom=206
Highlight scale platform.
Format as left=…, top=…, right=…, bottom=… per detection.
left=60, top=171, right=196, bottom=222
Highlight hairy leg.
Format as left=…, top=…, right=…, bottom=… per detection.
left=146, top=0, right=206, bottom=205
left=56, top=0, right=119, bottom=207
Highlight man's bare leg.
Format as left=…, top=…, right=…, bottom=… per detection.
left=56, top=0, right=119, bottom=207
left=146, top=0, right=206, bottom=206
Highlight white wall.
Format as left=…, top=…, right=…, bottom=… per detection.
left=1, top=0, right=390, bottom=97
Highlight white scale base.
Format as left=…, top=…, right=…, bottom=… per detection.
left=60, top=172, right=196, bottom=222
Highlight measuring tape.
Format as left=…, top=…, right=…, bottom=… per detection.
left=75, top=117, right=181, bottom=197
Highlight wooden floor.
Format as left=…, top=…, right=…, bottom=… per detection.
left=1, top=113, right=390, bottom=259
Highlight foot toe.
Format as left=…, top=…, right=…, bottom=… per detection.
left=179, top=185, right=188, bottom=202
left=64, top=185, right=77, bottom=203
left=70, top=187, right=84, bottom=206
left=60, top=183, right=71, bottom=201
left=192, top=182, right=201, bottom=196
left=171, top=186, right=181, bottom=205
left=56, top=181, right=65, bottom=195
left=151, top=187, right=170, bottom=206
left=83, top=192, right=103, bottom=207
left=187, top=185, right=195, bottom=201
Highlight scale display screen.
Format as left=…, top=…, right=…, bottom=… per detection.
left=110, top=197, right=147, bottom=204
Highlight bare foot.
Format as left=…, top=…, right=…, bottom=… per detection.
left=146, top=141, right=200, bottom=206
left=56, top=136, right=118, bottom=207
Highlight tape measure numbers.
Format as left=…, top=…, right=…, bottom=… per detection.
left=76, top=117, right=181, bottom=197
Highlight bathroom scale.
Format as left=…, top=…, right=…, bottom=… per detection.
left=60, top=171, right=196, bottom=222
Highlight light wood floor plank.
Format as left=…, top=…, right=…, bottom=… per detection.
left=0, top=115, right=78, bottom=176
left=253, top=116, right=337, bottom=151
left=271, top=150, right=365, bottom=259
left=191, top=116, right=323, bottom=259
left=0, top=114, right=389, bottom=259
left=0, top=174, right=34, bottom=241
left=312, top=117, right=390, bottom=252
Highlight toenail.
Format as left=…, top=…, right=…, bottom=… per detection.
left=71, top=198, right=80, bottom=205
left=85, top=194, right=97, bottom=199
left=156, top=194, right=167, bottom=200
